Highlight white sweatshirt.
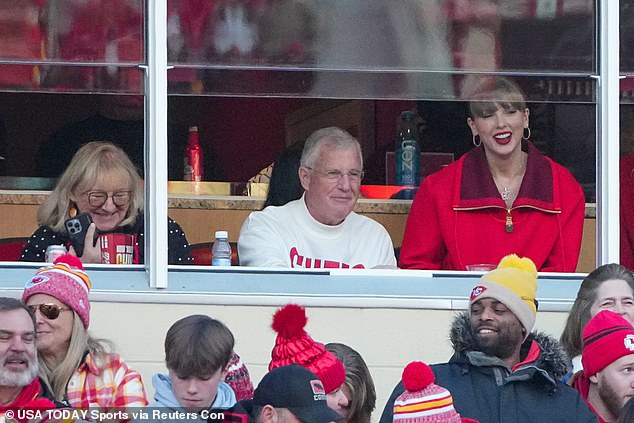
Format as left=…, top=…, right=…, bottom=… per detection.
left=238, top=195, right=396, bottom=269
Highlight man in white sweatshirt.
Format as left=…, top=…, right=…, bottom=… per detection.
left=238, top=127, right=396, bottom=269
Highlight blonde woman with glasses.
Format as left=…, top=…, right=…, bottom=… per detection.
left=20, top=141, right=192, bottom=264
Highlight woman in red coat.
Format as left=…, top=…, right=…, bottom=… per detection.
left=400, top=77, right=584, bottom=271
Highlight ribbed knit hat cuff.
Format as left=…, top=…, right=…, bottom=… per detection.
left=318, top=358, right=346, bottom=394
left=582, top=334, right=634, bottom=376
left=469, top=281, right=535, bottom=337
left=582, top=310, right=634, bottom=376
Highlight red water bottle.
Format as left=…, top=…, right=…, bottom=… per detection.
left=184, top=126, right=203, bottom=181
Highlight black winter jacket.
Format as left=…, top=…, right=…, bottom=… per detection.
left=380, top=313, right=598, bottom=423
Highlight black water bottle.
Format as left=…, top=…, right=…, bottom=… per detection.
left=395, top=111, right=421, bottom=186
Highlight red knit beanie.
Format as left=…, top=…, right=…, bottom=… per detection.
left=269, top=304, right=345, bottom=394
left=22, top=254, right=91, bottom=328
left=582, top=310, right=634, bottom=376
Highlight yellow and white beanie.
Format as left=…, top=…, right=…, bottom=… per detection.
left=469, top=254, right=538, bottom=337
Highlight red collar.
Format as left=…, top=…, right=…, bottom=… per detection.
left=455, top=141, right=559, bottom=211
left=0, top=378, right=55, bottom=420
left=512, top=339, right=541, bottom=371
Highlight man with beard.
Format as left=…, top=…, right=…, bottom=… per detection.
left=379, top=254, right=597, bottom=423
left=0, top=297, right=56, bottom=415
left=571, top=310, right=634, bottom=422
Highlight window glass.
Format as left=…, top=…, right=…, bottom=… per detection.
left=42, top=0, right=144, bottom=64
left=167, top=0, right=596, bottom=98
left=620, top=0, right=634, bottom=269
left=0, top=0, right=144, bottom=93
left=621, top=0, right=634, bottom=74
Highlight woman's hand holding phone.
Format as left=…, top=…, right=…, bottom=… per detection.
left=65, top=213, right=101, bottom=263
left=68, top=223, right=101, bottom=263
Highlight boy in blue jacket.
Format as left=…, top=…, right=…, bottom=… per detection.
left=147, top=315, right=242, bottom=422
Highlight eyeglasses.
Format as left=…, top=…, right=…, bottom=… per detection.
left=306, top=167, right=364, bottom=184
left=86, top=190, right=132, bottom=208
left=27, top=304, right=71, bottom=320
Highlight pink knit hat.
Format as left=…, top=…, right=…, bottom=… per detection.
left=394, top=362, right=462, bottom=423
left=22, top=254, right=92, bottom=328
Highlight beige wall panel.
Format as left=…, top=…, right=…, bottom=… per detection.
left=0, top=204, right=39, bottom=238
left=576, top=218, right=596, bottom=273
left=167, top=209, right=253, bottom=244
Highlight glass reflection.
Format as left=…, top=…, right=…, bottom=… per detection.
left=167, top=0, right=595, bottom=71
left=0, top=0, right=145, bottom=91
left=167, top=0, right=596, bottom=98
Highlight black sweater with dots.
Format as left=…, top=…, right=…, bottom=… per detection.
left=20, top=214, right=193, bottom=265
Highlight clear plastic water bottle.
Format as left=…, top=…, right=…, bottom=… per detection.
left=211, top=231, right=232, bottom=266
left=395, top=111, right=421, bottom=186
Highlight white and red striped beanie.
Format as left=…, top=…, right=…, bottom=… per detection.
left=22, top=254, right=92, bottom=328
left=394, top=361, right=462, bottom=423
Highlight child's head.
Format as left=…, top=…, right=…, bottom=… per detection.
left=165, top=315, right=235, bottom=410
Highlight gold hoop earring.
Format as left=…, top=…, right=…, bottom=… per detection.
left=472, top=134, right=481, bottom=147
left=523, top=127, right=531, bottom=140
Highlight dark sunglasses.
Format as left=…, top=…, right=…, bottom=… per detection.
left=27, top=304, right=71, bottom=320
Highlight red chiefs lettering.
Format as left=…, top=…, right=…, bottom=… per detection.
left=289, top=247, right=364, bottom=269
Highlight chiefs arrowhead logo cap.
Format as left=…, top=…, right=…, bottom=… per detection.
left=470, top=285, right=487, bottom=300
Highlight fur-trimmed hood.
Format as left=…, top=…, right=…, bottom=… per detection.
left=449, top=312, right=571, bottom=380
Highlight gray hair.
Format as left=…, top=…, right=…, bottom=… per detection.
left=560, top=263, right=634, bottom=358
left=0, top=297, right=35, bottom=328
left=300, top=127, right=362, bottom=169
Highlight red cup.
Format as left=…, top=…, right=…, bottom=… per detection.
left=99, top=233, right=136, bottom=264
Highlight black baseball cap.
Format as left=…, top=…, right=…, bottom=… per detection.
left=250, top=364, right=343, bottom=423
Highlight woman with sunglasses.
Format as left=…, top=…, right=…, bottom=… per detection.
left=22, top=254, right=148, bottom=408
left=20, top=141, right=192, bottom=264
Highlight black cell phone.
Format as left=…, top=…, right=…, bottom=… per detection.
left=64, top=213, right=93, bottom=257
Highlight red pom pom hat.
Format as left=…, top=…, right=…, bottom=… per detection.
left=269, top=304, right=345, bottom=394
left=22, top=254, right=92, bottom=328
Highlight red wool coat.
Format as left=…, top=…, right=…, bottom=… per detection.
left=399, top=142, right=585, bottom=271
